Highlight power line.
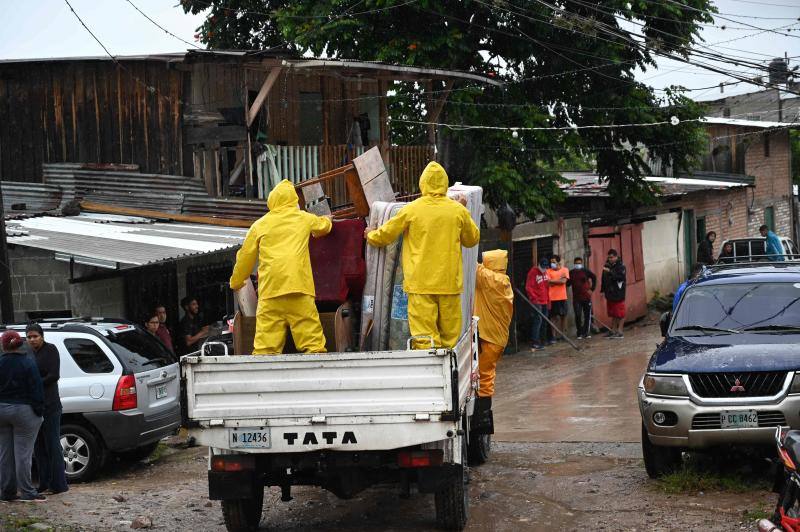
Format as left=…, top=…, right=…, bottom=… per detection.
left=123, top=0, right=200, bottom=49
left=391, top=117, right=692, bottom=131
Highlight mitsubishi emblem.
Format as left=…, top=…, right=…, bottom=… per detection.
left=730, top=378, right=746, bottom=393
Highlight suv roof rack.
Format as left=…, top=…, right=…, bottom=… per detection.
left=0, top=317, right=136, bottom=330
left=702, top=259, right=800, bottom=274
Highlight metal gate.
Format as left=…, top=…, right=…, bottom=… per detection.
left=124, top=263, right=178, bottom=327
left=185, top=262, right=234, bottom=323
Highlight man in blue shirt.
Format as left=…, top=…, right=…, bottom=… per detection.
left=673, top=264, right=703, bottom=313
left=760, top=224, right=784, bottom=262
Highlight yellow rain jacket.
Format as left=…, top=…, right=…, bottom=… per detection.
left=475, top=249, right=514, bottom=397
left=475, top=250, right=514, bottom=347
left=366, top=161, right=480, bottom=295
left=229, top=180, right=332, bottom=354
left=230, top=179, right=332, bottom=298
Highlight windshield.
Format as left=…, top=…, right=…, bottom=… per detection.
left=672, top=282, right=800, bottom=335
left=106, top=328, right=177, bottom=373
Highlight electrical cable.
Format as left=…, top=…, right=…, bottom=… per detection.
left=123, top=0, right=201, bottom=49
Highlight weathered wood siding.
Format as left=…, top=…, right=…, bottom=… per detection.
left=0, top=60, right=183, bottom=182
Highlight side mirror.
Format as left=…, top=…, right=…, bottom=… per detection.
left=202, top=341, right=229, bottom=357
left=660, top=311, right=671, bottom=337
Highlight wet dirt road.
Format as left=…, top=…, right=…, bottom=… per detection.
left=2, top=318, right=774, bottom=531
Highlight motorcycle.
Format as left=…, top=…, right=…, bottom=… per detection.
left=759, top=427, right=800, bottom=532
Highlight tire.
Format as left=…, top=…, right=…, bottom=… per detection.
left=435, top=437, right=469, bottom=530
left=467, top=433, right=491, bottom=466
left=117, top=441, right=160, bottom=462
left=221, top=485, right=264, bottom=532
left=641, top=423, right=682, bottom=479
left=60, top=423, right=107, bottom=483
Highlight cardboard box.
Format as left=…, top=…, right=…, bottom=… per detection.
left=233, top=311, right=256, bottom=356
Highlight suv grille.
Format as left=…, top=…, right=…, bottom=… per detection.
left=688, top=372, right=787, bottom=398
left=692, top=411, right=786, bottom=430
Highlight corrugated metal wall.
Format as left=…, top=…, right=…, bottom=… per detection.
left=0, top=60, right=184, bottom=182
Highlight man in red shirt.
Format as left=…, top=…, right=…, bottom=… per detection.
left=568, top=257, right=597, bottom=339
left=154, top=304, right=174, bottom=354
left=525, top=258, right=551, bottom=350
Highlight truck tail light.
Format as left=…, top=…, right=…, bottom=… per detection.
left=112, top=375, right=137, bottom=411
left=211, top=455, right=255, bottom=472
left=397, top=450, right=444, bottom=468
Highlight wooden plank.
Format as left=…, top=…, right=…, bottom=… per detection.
left=247, top=67, right=282, bottom=127
left=185, top=125, right=248, bottom=144
left=80, top=200, right=255, bottom=227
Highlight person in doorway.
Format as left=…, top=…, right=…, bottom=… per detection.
left=230, top=179, right=332, bottom=355
left=760, top=224, right=785, bottom=261
left=26, top=324, right=68, bottom=496
left=179, top=297, right=209, bottom=355
left=546, top=255, right=569, bottom=344
left=696, top=231, right=716, bottom=265
left=472, top=250, right=514, bottom=434
left=153, top=304, right=174, bottom=353
left=525, top=258, right=551, bottom=351
left=568, top=257, right=596, bottom=339
left=0, top=330, right=45, bottom=502
left=601, top=249, right=627, bottom=339
left=718, top=241, right=735, bottom=264
left=365, top=161, right=480, bottom=349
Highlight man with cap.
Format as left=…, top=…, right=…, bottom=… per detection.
left=365, top=161, right=480, bottom=349
left=0, top=330, right=46, bottom=502
left=526, top=258, right=551, bottom=350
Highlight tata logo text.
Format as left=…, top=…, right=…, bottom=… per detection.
left=283, top=431, right=358, bottom=446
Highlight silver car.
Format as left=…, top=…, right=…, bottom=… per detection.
left=10, top=319, right=181, bottom=482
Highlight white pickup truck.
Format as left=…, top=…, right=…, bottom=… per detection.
left=181, top=320, right=484, bottom=531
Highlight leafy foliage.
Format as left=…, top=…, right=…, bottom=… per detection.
left=181, top=0, right=714, bottom=215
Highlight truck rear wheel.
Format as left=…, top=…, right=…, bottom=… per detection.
left=221, top=486, right=264, bottom=532
left=468, top=433, right=491, bottom=465
left=435, top=438, right=469, bottom=530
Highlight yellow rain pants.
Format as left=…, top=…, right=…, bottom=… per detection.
left=230, top=179, right=332, bottom=355
left=407, top=293, right=462, bottom=349
left=253, top=293, right=326, bottom=355
left=478, top=339, right=504, bottom=397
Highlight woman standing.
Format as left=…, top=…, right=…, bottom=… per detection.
left=0, top=330, right=46, bottom=502
left=28, top=323, right=68, bottom=495
left=696, top=231, right=716, bottom=265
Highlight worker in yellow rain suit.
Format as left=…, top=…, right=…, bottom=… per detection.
left=472, top=249, right=514, bottom=434
left=366, top=161, right=480, bottom=349
left=230, top=179, right=332, bottom=354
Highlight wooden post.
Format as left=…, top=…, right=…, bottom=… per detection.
left=247, top=66, right=282, bottom=128
left=378, top=79, right=389, bottom=167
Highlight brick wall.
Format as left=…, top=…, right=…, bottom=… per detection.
left=10, top=247, right=72, bottom=321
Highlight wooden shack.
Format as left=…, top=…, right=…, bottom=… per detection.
left=0, top=50, right=499, bottom=198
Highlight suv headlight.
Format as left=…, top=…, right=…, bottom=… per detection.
left=790, top=372, right=800, bottom=394
left=643, top=375, right=689, bottom=396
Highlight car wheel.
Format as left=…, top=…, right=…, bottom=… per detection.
left=641, top=423, right=682, bottom=478
left=435, top=436, right=469, bottom=530
left=221, top=485, right=265, bottom=532
left=61, top=423, right=106, bottom=483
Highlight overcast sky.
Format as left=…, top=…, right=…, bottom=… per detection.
left=0, top=0, right=797, bottom=102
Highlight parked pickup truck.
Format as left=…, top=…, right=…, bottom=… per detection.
left=639, top=263, right=800, bottom=477
left=181, top=321, right=480, bottom=532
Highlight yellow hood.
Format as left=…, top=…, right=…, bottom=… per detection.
left=267, top=180, right=299, bottom=211
left=482, top=250, right=508, bottom=273
left=419, top=161, right=449, bottom=196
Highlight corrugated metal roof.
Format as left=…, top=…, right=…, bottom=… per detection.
left=6, top=215, right=247, bottom=269
left=561, top=172, right=752, bottom=198
left=701, top=117, right=791, bottom=129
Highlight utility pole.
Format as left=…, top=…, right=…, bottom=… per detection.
left=0, top=153, right=14, bottom=323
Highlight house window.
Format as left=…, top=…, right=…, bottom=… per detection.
left=696, top=217, right=707, bottom=247
left=764, top=133, right=770, bottom=158
left=765, top=206, right=775, bottom=232
left=298, top=92, right=323, bottom=145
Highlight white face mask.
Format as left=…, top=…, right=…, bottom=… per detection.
left=574, top=264, right=583, bottom=269
left=550, top=262, right=558, bottom=269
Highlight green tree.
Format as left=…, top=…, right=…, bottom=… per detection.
left=181, top=0, right=712, bottom=216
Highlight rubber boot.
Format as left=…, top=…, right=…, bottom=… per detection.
left=471, top=396, right=494, bottom=435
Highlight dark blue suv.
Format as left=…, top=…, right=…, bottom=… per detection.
left=639, top=264, right=800, bottom=477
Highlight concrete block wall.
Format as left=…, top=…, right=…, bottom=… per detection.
left=9, top=247, right=72, bottom=322
left=70, top=277, right=125, bottom=318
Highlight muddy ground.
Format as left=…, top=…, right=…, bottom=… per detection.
left=0, top=318, right=777, bottom=531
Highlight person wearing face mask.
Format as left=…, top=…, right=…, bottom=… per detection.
left=525, top=258, right=551, bottom=351
left=545, top=255, right=570, bottom=344
left=568, top=257, right=596, bottom=339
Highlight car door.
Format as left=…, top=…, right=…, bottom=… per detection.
left=103, top=329, right=179, bottom=421
left=52, top=333, right=123, bottom=414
